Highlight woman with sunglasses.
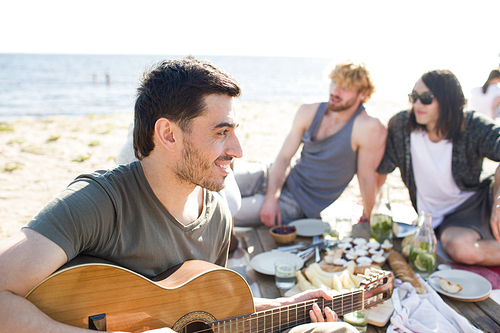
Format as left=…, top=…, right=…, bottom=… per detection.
left=377, top=69, right=500, bottom=266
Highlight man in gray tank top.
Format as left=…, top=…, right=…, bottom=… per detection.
left=234, top=61, right=387, bottom=227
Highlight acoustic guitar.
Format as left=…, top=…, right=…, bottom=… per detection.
left=25, top=259, right=394, bottom=332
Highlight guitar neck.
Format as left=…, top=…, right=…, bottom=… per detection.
left=210, top=290, right=364, bottom=333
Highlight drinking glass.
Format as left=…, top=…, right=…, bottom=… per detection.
left=337, top=214, right=354, bottom=240
left=274, top=260, right=296, bottom=289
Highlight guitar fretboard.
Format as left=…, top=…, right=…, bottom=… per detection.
left=209, top=290, right=364, bottom=333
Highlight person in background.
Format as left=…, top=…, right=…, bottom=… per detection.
left=233, top=61, right=387, bottom=227
left=0, top=57, right=356, bottom=333
left=377, top=69, right=500, bottom=266
left=468, top=68, right=500, bottom=119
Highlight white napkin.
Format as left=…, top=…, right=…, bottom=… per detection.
left=387, top=277, right=482, bottom=333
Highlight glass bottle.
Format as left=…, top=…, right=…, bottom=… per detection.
left=370, top=186, right=393, bottom=244
left=409, top=210, right=437, bottom=279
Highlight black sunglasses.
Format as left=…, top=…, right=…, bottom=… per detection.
left=408, top=92, right=435, bottom=105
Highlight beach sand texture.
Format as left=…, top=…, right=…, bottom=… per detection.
left=1, top=101, right=496, bottom=241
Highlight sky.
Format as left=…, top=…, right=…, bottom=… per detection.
left=1, top=0, right=499, bottom=98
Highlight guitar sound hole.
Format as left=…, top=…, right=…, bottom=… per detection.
left=180, top=322, right=212, bottom=333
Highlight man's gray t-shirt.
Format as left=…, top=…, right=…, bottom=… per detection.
left=25, top=161, right=232, bottom=278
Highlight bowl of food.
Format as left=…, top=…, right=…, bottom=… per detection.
left=269, top=225, right=297, bottom=244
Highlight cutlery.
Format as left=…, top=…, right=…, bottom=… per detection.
left=297, top=247, right=315, bottom=261
left=272, top=242, right=308, bottom=252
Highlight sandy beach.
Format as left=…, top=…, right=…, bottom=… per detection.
left=0, top=101, right=409, bottom=241
left=3, top=100, right=496, bottom=241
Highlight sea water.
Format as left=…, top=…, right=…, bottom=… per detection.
left=3, top=53, right=482, bottom=123
left=0, top=54, right=331, bottom=121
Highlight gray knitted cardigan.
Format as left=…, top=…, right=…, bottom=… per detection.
left=377, top=110, right=500, bottom=209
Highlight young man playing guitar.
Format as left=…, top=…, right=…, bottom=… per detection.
left=0, top=58, right=357, bottom=333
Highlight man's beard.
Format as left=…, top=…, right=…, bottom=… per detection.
left=174, top=139, right=228, bottom=192
left=327, top=94, right=359, bottom=112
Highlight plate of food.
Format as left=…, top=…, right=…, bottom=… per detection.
left=289, top=218, right=330, bottom=237
left=428, top=269, right=492, bottom=301
left=250, top=252, right=304, bottom=275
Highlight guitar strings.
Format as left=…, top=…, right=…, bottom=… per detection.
left=209, top=300, right=362, bottom=332
left=189, top=297, right=364, bottom=333
left=199, top=303, right=366, bottom=333
left=187, top=269, right=388, bottom=331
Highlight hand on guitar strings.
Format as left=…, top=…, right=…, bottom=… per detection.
left=289, top=288, right=338, bottom=322
left=310, top=303, right=338, bottom=322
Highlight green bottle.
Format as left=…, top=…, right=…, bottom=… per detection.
left=409, top=210, right=437, bottom=279
left=370, top=186, right=393, bottom=244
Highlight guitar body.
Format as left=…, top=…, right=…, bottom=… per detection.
left=26, top=260, right=254, bottom=332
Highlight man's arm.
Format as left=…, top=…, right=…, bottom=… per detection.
left=0, top=229, right=83, bottom=332
left=376, top=172, right=387, bottom=190
left=0, top=229, right=177, bottom=333
left=259, top=104, right=316, bottom=227
left=352, top=115, right=387, bottom=218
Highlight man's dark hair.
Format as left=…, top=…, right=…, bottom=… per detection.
left=133, top=57, right=241, bottom=160
left=408, top=69, right=466, bottom=143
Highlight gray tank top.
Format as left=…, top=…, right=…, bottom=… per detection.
left=285, top=102, right=364, bottom=217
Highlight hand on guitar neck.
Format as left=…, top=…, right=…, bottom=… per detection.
left=254, top=288, right=339, bottom=322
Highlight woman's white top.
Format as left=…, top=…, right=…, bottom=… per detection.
left=411, top=131, right=474, bottom=228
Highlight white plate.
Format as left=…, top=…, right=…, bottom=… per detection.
left=289, top=218, right=329, bottom=237
left=428, top=269, right=492, bottom=301
left=395, top=222, right=416, bottom=238
left=250, top=252, right=304, bottom=275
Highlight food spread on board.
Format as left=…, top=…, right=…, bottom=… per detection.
left=322, top=237, right=393, bottom=270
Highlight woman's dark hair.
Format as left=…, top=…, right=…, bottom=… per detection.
left=482, top=69, right=500, bottom=94
left=408, top=69, right=466, bottom=143
left=133, top=57, right=241, bottom=160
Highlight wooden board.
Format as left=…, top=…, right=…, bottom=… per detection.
left=367, top=299, right=394, bottom=327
